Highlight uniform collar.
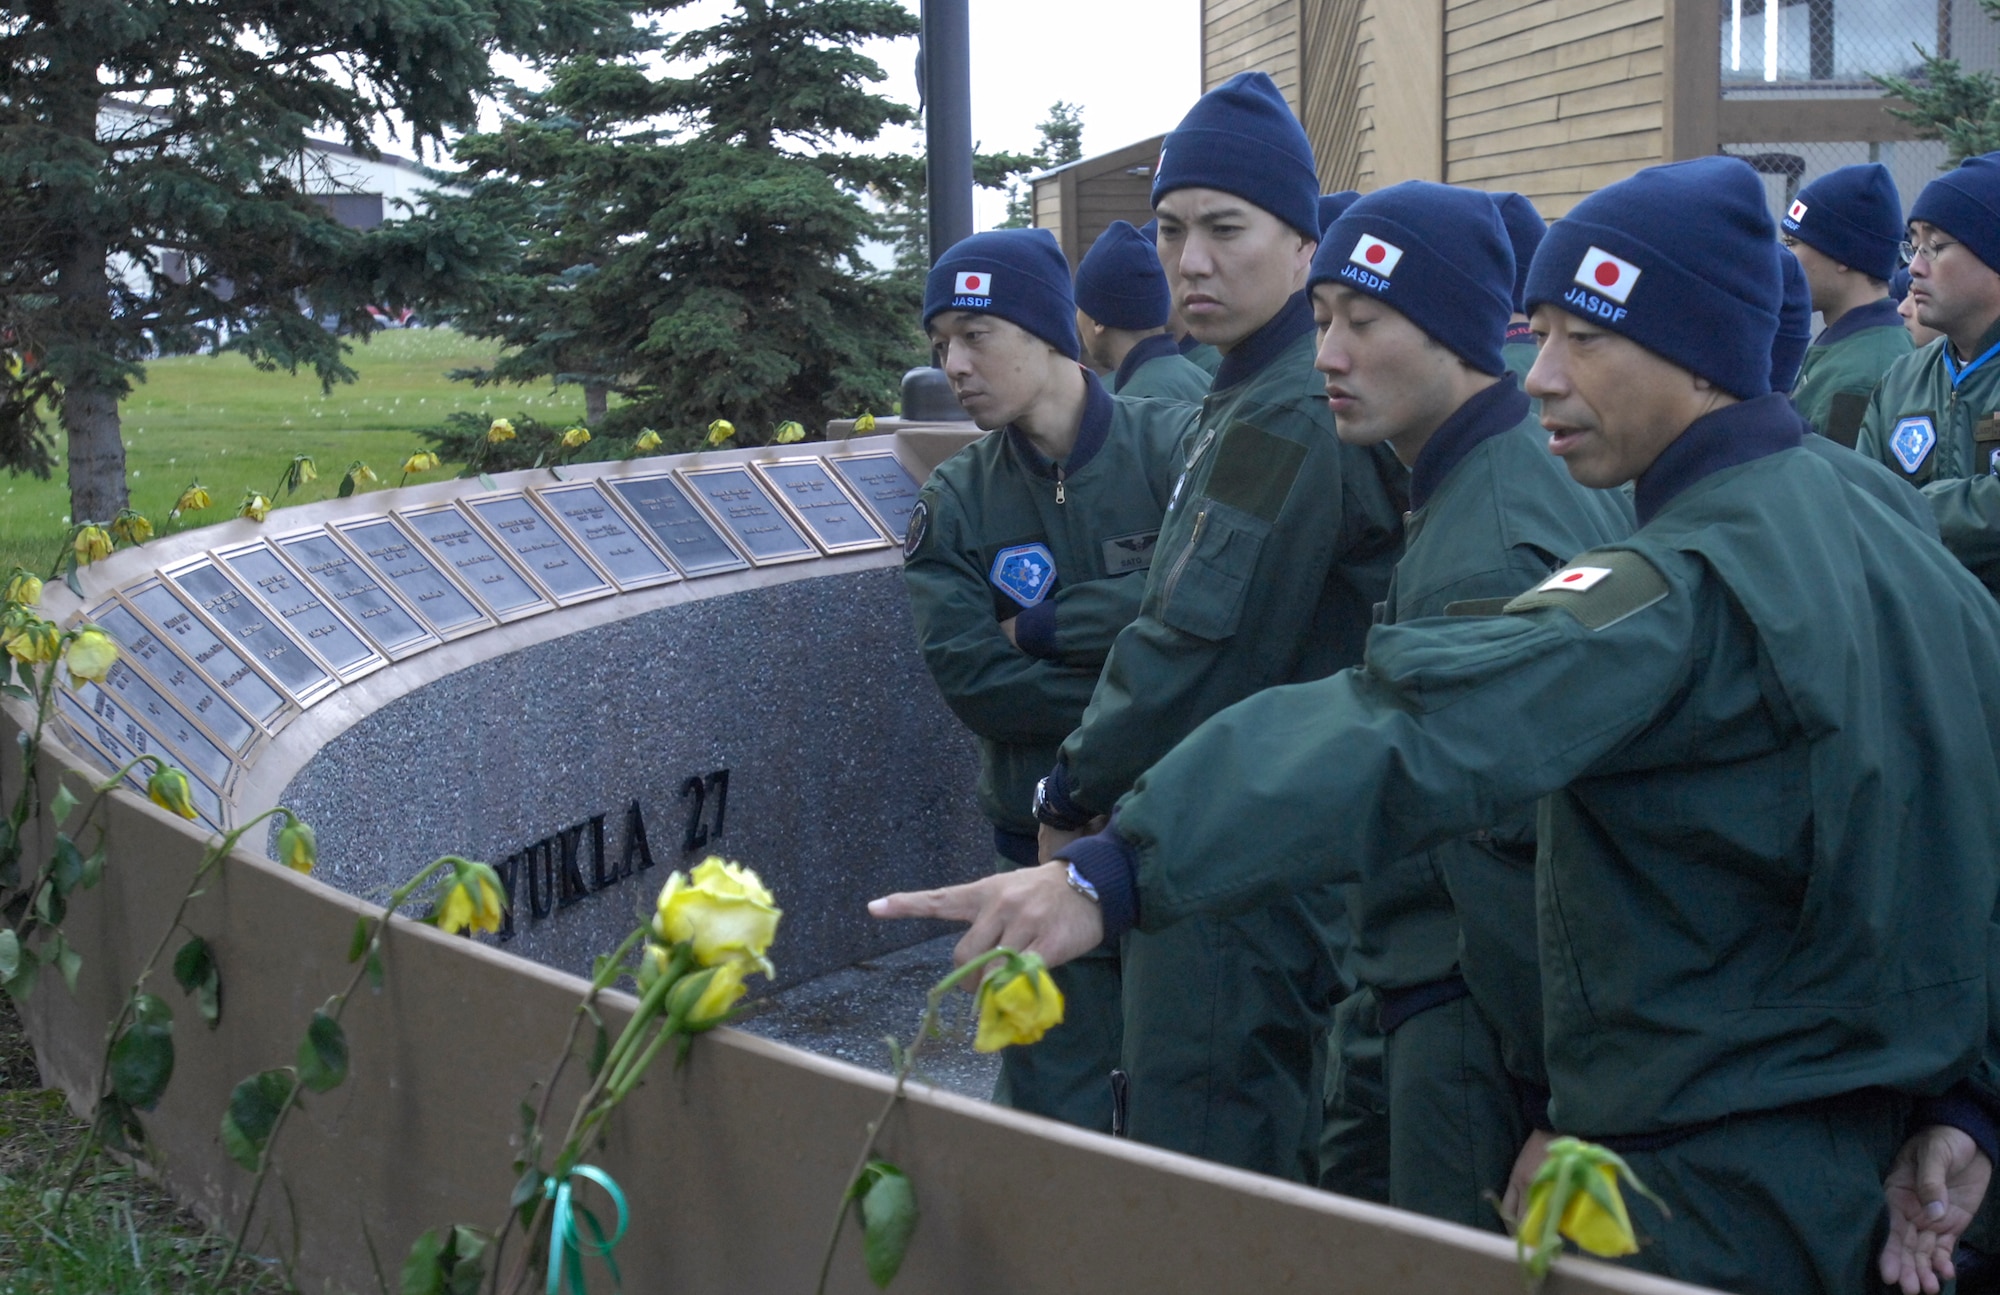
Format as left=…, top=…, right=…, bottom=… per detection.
left=1634, top=394, right=1805, bottom=525
left=1114, top=333, right=1181, bottom=391
left=1007, top=367, right=1115, bottom=479
left=1814, top=296, right=1900, bottom=348
left=1408, top=374, right=1530, bottom=512
left=1177, top=334, right=1205, bottom=356
left=1212, top=291, right=1314, bottom=392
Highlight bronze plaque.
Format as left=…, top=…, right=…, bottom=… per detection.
left=220, top=543, right=383, bottom=679
left=56, top=690, right=225, bottom=830
left=399, top=503, right=551, bottom=621
left=91, top=657, right=235, bottom=790
left=163, top=561, right=335, bottom=704
left=336, top=516, right=491, bottom=638
left=125, top=582, right=291, bottom=727
left=277, top=529, right=437, bottom=659
left=753, top=458, right=890, bottom=553
left=534, top=482, right=679, bottom=590
left=606, top=474, right=748, bottom=577
left=678, top=467, right=817, bottom=566
left=93, top=602, right=258, bottom=755
left=466, top=493, right=614, bottom=604
left=828, top=452, right=924, bottom=542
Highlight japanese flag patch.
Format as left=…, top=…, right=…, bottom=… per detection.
left=1890, top=415, right=1937, bottom=475
left=1574, top=247, right=1641, bottom=304
left=1534, top=566, right=1614, bottom=594
left=954, top=271, right=994, bottom=299
left=1349, top=234, right=1404, bottom=277
left=990, top=543, right=1057, bottom=607
left=1785, top=198, right=1808, bottom=226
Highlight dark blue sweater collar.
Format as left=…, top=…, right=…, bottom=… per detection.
left=1114, top=333, right=1181, bottom=391
left=1634, top=394, right=1805, bottom=525
left=1007, top=367, right=1115, bottom=479
left=1814, top=296, right=1900, bottom=348
left=1178, top=334, right=1205, bottom=356
left=1408, top=375, right=1530, bottom=512
left=1212, top=291, right=1314, bottom=392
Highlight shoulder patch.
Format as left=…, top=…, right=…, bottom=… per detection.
left=1823, top=391, right=1869, bottom=450
left=1890, top=415, right=1937, bottom=475
left=1503, top=549, right=1668, bottom=631
left=1207, top=422, right=1307, bottom=523
left=902, top=498, right=930, bottom=559
left=990, top=543, right=1057, bottom=607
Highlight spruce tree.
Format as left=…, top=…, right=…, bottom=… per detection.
left=1000, top=102, right=1085, bottom=229
left=1877, top=1, right=2000, bottom=163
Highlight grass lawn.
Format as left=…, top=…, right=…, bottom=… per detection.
left=0, top=329, right=587, bottom=577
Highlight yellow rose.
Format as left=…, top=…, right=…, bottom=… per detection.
left=146, top=766, right=199, bottom=821
left=350, top=462, right=379, bottom=486
left=401, top=451, right=441, bottom=476
left=276, top=818, right=317, bottom=874
left=3, top=616, right=59, bottom=665
left=175, top=484, right=212, bottom=513
left=65, top=625, right=118, bottom=686
left=3, top=351, right=19, bottom=379
left=560, top=426, right=591, bottom=450
left=435, top=860, right=506, bottom=936
left=1520, top=1159, right=1638, bottom=1261
left=705, top=419, right=735, bottom=447
left=973, top=954, right=1064, bottom=1052
left=238, top=492, right=270, bottom=522
left=5, top=571, right=42, bottom=606
left=111, top=510, right=153, bottom=545
left=635, top=429, right=662, bottom=452
left=651, top=856, right=780, bottom=966
left=73, top=524, right=113, bottom=565
left=488, top=418, right=517, bottom=443
left=294, top=456, right=318, bottom=485
left=854, top=412, right=877, bottom=433
left=773, top=420, right=805, bottom=445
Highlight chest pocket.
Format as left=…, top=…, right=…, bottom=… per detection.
left=1153, top=499, right=1268, bottom=642
left=1975, top=414, right=2000, bottom=477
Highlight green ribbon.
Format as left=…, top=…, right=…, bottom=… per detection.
left=543, top=1164, right=628, bottom=1295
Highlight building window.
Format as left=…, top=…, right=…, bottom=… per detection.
left=1720, top=0, right=1943, bottom=89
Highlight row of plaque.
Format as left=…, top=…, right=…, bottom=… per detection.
left=56, top=452, right=923, bottom=832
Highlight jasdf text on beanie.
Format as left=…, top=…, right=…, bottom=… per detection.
left=1772, top=247, right=1812, bottom=394
left=1781, top=163, right=1902, bottom=282
left=1312, top=180, right=1513, bottom=376
left=1075, top=221, right=1170, bottom=331
left=1491, top=192, right=1547, bottom=315
left=1151, top=72, right=1320, bottom=241
left=1525, top=156, right=1781, bottom=399
left=1910, top=151, right=2000, bottom=276
left=924, top=228, right=1080, bottom=360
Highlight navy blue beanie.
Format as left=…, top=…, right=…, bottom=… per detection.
left=1319, top=191, right=1360, bottom=235
left=1891, top=266, right=1912, bottom=303
left=1311, top=181, right=1512, bottom=376
left=1491, top=192, right=1547, bottom=314
left=1911, top=151, right=2000, bottom=276
left=1075, top=220, right=1170, bottom=330
left=1152, top=72, right=1320, bottom=240
left=1771, top=248, right=1812, bottom=394
left=924, top=228, right=1080, bottom=359
left=1781, top=163, right=1902, bottom=281
left=1526, top=156, right=1780, bottom=399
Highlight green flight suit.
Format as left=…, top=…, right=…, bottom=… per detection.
left=903, top=371, right=1197, bottom=1131
left=1355, top=375, right=1634, bottom=1229
left=1103, top=395, right=2000, bottom=1293
left=1501, top=323, right=1537, bottom=394
left=1856, top=316, right=2000, bottom=594
left=1050, top=292, right=1407, bottom=1182
left=1112, top=334, right=1211, bottom=404
left=1791, top=297, right=1910, bottom=448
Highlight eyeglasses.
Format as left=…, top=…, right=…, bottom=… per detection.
left=1901, top=238, right=1960, bottom=264
left=1779, top=235, right=1799, bottom=250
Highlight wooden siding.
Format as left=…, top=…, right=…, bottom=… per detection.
left=1303, top=0, right=1369, bottom=191
left=1351, top=2, right=1379, bottom=190
left=1029, top=136, right=1165, bottom=267
left=1204, top=0, right=1300, bottom=108
left=1443, top=0, right=1666, bottom=214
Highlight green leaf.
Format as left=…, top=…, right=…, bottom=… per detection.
left=0, top=683, right=28, bottom=701
left=586, top=1019, right=609, bottom=1080
left=48, top=932, right=81, bottom=992
left=0, top=930, right=18, bottom=982
left=94, top=1092, right=146, bottom=1154
left=338, top=472, right=358, bottom=500
left=443, top=1226, right=489, bottom=1295
left=510, top=1166, right=541, bottom=1213
left=478, top=473, right=497, bottom=491
left=220, top=1069, right=294, bottom=1171
left=400, top=1227, right=445, bottom=1295
left=173, top=936, right=221, bottom=1026
left=297, top=1010, right=349, bottom=1093
left=49, top=784, right=76, bottom=825
left=79, top=845, right=104, bottom=890
left=64, top=566, right=81, bottom=599
left=365, top=949, right=384, bottom=990
left=109, top=996, right=175, bottom=1110
left=347, top=916, right=371, bottom=963
left=4, top=952, right=38, bottom=1004
left=34, top=880, right=63, bottom=926
left=858, top=1161, right=918, bottom=1289
left=49, top=834, right=83, bottom=896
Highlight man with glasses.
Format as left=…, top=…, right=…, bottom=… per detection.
left=1858, top=152, right=2000, bottom=593
left=1782, top=164, right=1910, bottom=446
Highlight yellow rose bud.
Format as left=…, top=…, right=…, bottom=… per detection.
left=238, top=492, right=270, bottom=522
left=276, top=818, right=317, bottom=874
left=773, top=420, right=805, bottom=445
left=5, top=571, right=42, bottom=606
left=1516, top=1138, right=1658, bottom=1281
left=146, top=766, right=199, bottom=821
left=635, top=429, right=662, bottom=452
left=175, top=484, right=212, bottom=513
left=294, top=456, right=317, bottom=485
left=73, top=524, right=113, bottom=565
left=4, top=616, right=60, bottom=665
left=488, top=418, right=516, bottom=443
left=435, top=860, right=507, bottom=936
left=111, top=510, right=153, bottom=545
left=401, top=451, right=440, bottom=476
left=560, top=426, right=591, bottom=450
left=351, top=462, right=378, bottom=486
left=651, top=856, right=781, bottom=967
left=64, top=625, right=118, bottom=686
left=854, top=412, right=877, bottom=433
left=973, top=953, right=1065, bottom=1052
left=668, top=955, right=768, bottom=1029
left=3, top=352, right=19, bottom=379
left=705, top=419, right=735, bottom=447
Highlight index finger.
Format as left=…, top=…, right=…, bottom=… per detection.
left=869, top=881, right=987, bottom=924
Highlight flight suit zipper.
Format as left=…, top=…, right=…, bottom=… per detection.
left=1162, top=506, right=1208, bottom=607
left=1055, top=463, right=1065, bottom=505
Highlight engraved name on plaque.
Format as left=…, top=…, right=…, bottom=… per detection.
left=124, top=582, right=292, bottom=728
left=219, top=542, right=384, bottom=681
left=534, top=482, right=678, bottom=591
left=677, top=467, right=816, bottom=566
left=828, top=451, right=924, bottom=543
left=56, top=691, right=225, bottom=829
left=398, top=503, right=551, bottom=622
left=752, top=458, right=890, bottom=554
left=93, top=603, right=258, bottom=757
left=466, top=494, right=614, bottom=605
left=90, top=661, right=236, bottom=791
left=606, top=474, right=748, bottom=577
left=163, top=562, right=335, bottom=705
left=276, top=529, right=438, bottom=660
left=335, top=516, right=491, bottom=638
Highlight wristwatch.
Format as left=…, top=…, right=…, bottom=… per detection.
left=1064, top=863, right=1100, bottom=904
left=1033, top=774, right=1094, bottom=831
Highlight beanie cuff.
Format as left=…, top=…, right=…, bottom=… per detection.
left=1785, top=209, right=1899, bottom=281
left=1912, top=180, right=2000, bottom=278
left=1076, top=286, right=1169, bottom=331
left=1152, top=126, right=1321, bottom=240
left=1313, top=212, right=1510, bottom=375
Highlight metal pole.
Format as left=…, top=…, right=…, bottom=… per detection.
left=922, top=0, right=973, bottom=264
